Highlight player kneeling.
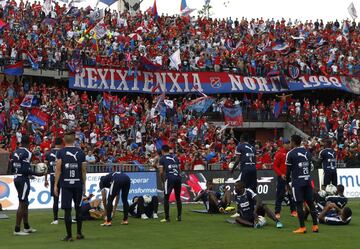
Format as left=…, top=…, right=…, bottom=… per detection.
left=318, top=202, right=352, bottom=225
left=194, top=180, right=233, bottom=214
left=234, top=181, right=283, bottom=229
left=81, top=195, right=105, bottom=221
left=129, top=195, right=159, bottom=219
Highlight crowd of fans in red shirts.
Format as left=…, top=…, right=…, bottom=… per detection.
left=1, top=77, right=359, bottom=171
left=0, top=1, right=359, bottom=76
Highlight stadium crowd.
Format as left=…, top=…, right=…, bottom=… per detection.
left=0, top=78, right=359, bottom=170
left=0, top=1, right=359, bottom=76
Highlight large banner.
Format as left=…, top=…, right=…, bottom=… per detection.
left=0, top=172, right=157, bottom=210
left=69, top=67, right=360, bottom=94
left=318, top=168, right=360, bottom=198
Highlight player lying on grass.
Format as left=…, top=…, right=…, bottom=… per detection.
left=318, top=202, right=352, bottom=225
left=129, top=195, right=159, bottom=219
left=234, top=181, right=283, bottom=228
left=81, top=195, right=105, bottom=221
left=194, top=180, right=234, bottom=214
left=312, top=184, right=348, bottom=216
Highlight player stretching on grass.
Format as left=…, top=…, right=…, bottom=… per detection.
left=158, top=145, right=182, bottom=222
left=285, top=135, right=318, bottom=234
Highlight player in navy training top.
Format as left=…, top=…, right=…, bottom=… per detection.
left=231, top=133, right=257, bottom=192
left=54, top=132, right=86, bottom=241
left=285, top=135, right=318, bottom=234
left=11, top=135, right=43, bottom=236
left=233, top=181, right=283, bottom=228
left=319, top=140, right=337, bottom=186
left=99, top=172, right=131, bottom=226
left=318, top=202, right=352, bottom=226
left=44, top=137, right=63, bottom=225
left=158, top=145, right=182, bottom=222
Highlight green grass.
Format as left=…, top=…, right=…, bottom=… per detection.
left=0, top=202, right=359, bottom=249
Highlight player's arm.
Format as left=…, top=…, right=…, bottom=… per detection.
left=82, top=161, right=87, bottom=196
left=54, top=159, right=62, bottom=197
left=194, top=190, right=206, bottom=202
left=318, top=202, right=335, bottom=222
left=253, top=194, right=262, bottom=215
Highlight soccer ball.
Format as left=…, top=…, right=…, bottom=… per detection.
left=143, top=195, right=152, bottom=204
left=318, top=190, right=327, bottom=198
left=257, top=216, right=267, bottom=227
left=228, top=162, right=235, bottom=169
left=35, top=163, right=48, bottom=174
left=325, top=184, right=337, bottom=195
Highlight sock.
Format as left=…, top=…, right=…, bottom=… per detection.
left=296, top=202, right=305, bottom=227
left=64, top=209, right=72, bottom=237
left=24, top=223, right=30, bottom=230
left=15, top=226, right=21, bottom=232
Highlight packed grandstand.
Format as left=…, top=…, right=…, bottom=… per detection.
left=0, top=0, right=359, bottom=172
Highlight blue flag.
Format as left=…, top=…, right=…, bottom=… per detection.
left=3, top=62, right=24, bottom=76
left=186, top=97, right=214, bottom=113
left=99, top=0, right=118, bottom=6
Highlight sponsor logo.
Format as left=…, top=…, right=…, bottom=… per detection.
left=0, top=177, right=13, bottom=208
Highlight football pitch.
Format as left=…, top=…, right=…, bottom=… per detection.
left=0, top=202, right=359, bottom=249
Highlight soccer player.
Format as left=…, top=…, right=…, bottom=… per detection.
left=273, top=138, right=297, bottom=218
left=231, top=134, right=257, bottom=192
left=99, top=172, right=131, bottom=226
left=81, top=195, right=105, bottom=221
left=194, top=180, right=232, bottom=214
left=12, top=135, right=42, bottom=236
left=54, top=132, right=87, bottom=241
left=285, top=135, right=318, bottom=234
left=325, top=184, right=348, bottom=208
left=158, top=145, right=182, bottom=222
left=44, top=137, right=63, bottom=225
left=234, top=181, right=283, bottom=228
left=319, top=140, right=337, bottom=186
left=129, top=195, right=159, bottom=219
left=318, top=202, right=352, bottom=225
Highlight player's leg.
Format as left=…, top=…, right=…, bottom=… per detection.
left=292, top=186, right=307, bottom=233
left=73, top=187, right=84, bottom=239
left=14, top=179, right=25, bottom=234
left=50, top=177, right=59, bottom=223
left=332, top=171, right=338, bottom=186
left=304, top=184, right=318, bottom=232
left=120, top=180, right=130, bottom=224
left=173, top=178, right=182, bottom=221
left=136, top=196, right=146, bottom=217
left=61, top=187, right=73, bottom=241
left=323, top=171, right=331, bottom=187
left=261, top=204, right=283, bottom=228
left=208, top=192, right=220, bottom=213
left=235, top=216, right=254, bottom=227
left=162, top=179, right=173, bottom=222
left=151, top=196, right=159, bottom=218
left=222, top=189, right=231, bottom=206
left=275, top=176, right=286, bottom=217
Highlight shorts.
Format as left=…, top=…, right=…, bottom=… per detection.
left=292, top=183, right=314, bottom=203
left=61, top=187, right=83, bottom=209
left=14, top=178, right=30, bottom=204
left=81, top=203, right=92, bottom=220
left=241, top=214, right=255, bottom=224
left=50, top=175, right=60, bottom=197
left=164, top=177, right=182, bottom=196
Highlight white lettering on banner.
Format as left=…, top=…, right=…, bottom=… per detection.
left=191, top=74, right=203, bottom=92
left=255, top=77, right=271, bottom=92
left=183, top=73, right=190, bottom=92
left=318, top=169, right=360, bottom=198
left=132, top=71, right=140, bottom=91
left=143, top=71, right=153, bottom=92
left=298, top=76, right=312, bottom=88
left=73, top=70, right=86, bottom=88
left=309, top=75, right=321, bottom=88
left=329, top=77, right=342, bottom=87
left=98, top=69, right=109, bottom=89
left=0, top=173, right=157, bottom=210
left=243, top=77, right=257, bottom=90
left=154, top=72, right=167, bottom=92
left=115, top=69, right=130, bottom=91
left=109, top=69, right=116, bottom=90
left=87, top=68, right=98, bottom=89
left=229, top=74, right=244, bottom=91
left=168, top=73, right=182, bottom=93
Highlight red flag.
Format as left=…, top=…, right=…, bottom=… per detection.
left=31, top=108, right=50, bottom=123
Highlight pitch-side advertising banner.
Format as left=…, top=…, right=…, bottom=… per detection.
left=318, top=168, right=360, bottom=198
left=0, top=172, right=157, bottom=210
left=69, top=68, right=360, bottom=94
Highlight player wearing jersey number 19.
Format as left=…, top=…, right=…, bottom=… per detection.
left=54, top=132, right=87, bottom=242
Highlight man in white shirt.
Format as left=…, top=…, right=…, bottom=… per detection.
left=90, top=130, right=97, bottom=145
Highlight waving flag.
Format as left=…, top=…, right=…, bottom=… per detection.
left=102, top=92, right=112, bottom=110
left=152, top=0, right=159, bottom=20
left=68, top=58, right=83, bottom=74
left=66, top=6, right=80, bottom=17
left=223, top=107, right=243, bottom=126
left=140, top=56, right=162, bottom=71
left=90, top=9, right=104, bottom=22
left=0, top=18, right=7, bottom=31
left=272, top=42, right=289, bottom=51
left=186, top=97, right=214, bottom=113
left=27, top=108, right=50, bottom=126
left=169, top=49, right=181, bottom=70
left=348, top=2, right=358, bottom=19
left=274, top=102, right=284, bottom=118
left=180, top=0, right=187, bottom=11
left=99, top=0, right=117, bottom=6
left=20, top=95, right=36, bottom=108
left=42, top=0, right=52, bottom=16
left=41, top=18, right=56, bottom=26
left=3, top=62, right=24, bottom=76
left=26, top=51, right=39, bottom=70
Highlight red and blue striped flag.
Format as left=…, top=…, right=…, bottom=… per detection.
left=4, top=62, right=24, bottom=76
left=223, top=107, right=243, bottom=126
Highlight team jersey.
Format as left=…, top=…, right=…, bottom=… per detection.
left=58, top=147, right=86, bottom=188
left=235, top=143, right=256, bottom=170
left=319, top=148, right=337, bottom=171
left=323, top=211, right=351, bottom=225
left=159, top=154, right=181, bottom=179
left=325, top=195, right=348, bottom=209
left=45, top=148, right=60, bottom=174
left=99, top=172, right=125, bottom=190
left=11, top=147, right=33, bottom=179
left=234, top=188, right=257, bottom=218
left=285, top=147, right=312, bottom=187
